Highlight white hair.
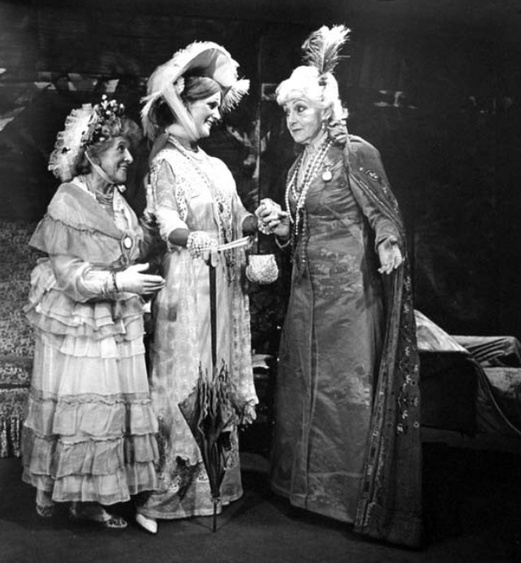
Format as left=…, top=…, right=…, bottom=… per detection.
left=276, top=65, right=345, bottom=121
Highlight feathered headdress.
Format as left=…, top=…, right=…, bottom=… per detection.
left=301, top=25, right=350, bottom=84
left=141, top=41, right=250, bottom=142
left=276, top=25, right=350, bottom=120
left=48, top=95, right=126, bottom=182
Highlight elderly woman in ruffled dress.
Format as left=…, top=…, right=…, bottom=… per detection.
left=256, top=26, right=422, bottom=547
left=21, top=97, right=165, bottom=528
left=135, top=43, right=258, bottom=534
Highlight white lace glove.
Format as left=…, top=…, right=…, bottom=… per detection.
left=186, top=231, right=219, bottom=267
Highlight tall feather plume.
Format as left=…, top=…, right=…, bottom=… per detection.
left=301, top=25, right=350, bottom=76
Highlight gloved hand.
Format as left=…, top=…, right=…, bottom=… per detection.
left=115, top=263, right=165, bottom=295
left=186, top=231, right=219, bottom=267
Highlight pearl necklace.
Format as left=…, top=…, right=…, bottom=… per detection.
left=285, top=138, right=332, bottom=239
left=169, top=136, right=234, bottom=245
left=94, top=188, right=115, bottom=206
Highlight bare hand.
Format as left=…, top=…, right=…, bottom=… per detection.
left=271, top=212, right=291, bottom=238
left=116, top=263, right=165, bottom=295
left=377, top=236, right=403, bottom=275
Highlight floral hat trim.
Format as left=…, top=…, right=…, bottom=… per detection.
left=48, top=95, right=125, bottom=182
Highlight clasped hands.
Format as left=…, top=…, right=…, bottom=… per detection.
left=255, top=198, right=290, bottom=239
left=377, top=236, right=403, bottom=275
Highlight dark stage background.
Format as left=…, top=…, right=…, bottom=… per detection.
left=1, top=0, right=521, bottom=349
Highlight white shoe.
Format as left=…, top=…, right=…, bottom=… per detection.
left=136, top=513, right=158, bottom=534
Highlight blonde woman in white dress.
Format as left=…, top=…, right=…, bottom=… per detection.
left=136, top=43, right=259, bottom=534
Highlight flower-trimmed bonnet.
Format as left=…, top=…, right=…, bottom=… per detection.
left=48, top=95, right=126, bottom=182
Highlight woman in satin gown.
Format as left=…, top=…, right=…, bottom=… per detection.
left=256, top=26, right=422, bottom=547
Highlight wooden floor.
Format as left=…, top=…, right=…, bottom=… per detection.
left=1, top=445, right=521, bottom=563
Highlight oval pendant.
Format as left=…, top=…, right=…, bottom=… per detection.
left=123, top=236, right=133, bottom=249
left=322, top=169, right=332, bottom=182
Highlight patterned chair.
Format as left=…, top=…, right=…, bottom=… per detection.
left=0, top=221, right=38, bottom=457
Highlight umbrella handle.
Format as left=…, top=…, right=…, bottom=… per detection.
left=209, top=264, right=217, bottom=369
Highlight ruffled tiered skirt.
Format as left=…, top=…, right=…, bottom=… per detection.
left=22, top=262, right=158, bottom=505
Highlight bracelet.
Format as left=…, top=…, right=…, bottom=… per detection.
left=257, top=219, right=272, bottom=236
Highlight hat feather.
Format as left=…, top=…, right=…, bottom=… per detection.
left=141, top=41, right=249, bottom=140
left=222, top=78, right=250, bottom=112
left=301, top=25, right=350, bottom=76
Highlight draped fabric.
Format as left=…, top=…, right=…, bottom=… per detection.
left=270, top=135, right=421, bottom=548
left=138, top=139, right=258, bottom=520
left=345, top=139, right=422, bottom=548
left=22, top=180, right=159, bottom=505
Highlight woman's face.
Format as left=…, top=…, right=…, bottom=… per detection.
left=282, top=97, right=324, bottom=145
left=187, top=92, right=222, bottom=139
left=95, top=136, right=133, bottom=185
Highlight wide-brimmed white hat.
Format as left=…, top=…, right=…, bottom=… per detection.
left=141, top=41, right=249, bottom=141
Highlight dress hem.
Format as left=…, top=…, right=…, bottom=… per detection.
left=270, top=482, right=353, bottom=524
left=137, top=490, right=244, bottom=520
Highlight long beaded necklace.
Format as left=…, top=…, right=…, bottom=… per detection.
left=285, top=138, right=332, bottom=240
left=168, top=136, right=238, bottom=280
left=169, top=136, right=233, bottom=245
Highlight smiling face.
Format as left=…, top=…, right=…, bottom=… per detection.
left=282, top=96, right=325, bottom=146
left=187, top=92, right=222, bottom=140
left=96, top=136, right=133, bottom=185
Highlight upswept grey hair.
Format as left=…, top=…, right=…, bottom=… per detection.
left=275, top=65, right=345, bottom=122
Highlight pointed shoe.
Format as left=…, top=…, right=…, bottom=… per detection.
left=136, top=513, right=158, bottom=534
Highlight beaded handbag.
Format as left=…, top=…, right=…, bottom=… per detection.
left=219, top=235, right=279, bottom=285
left=245, top=253, right=279, bottom=285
